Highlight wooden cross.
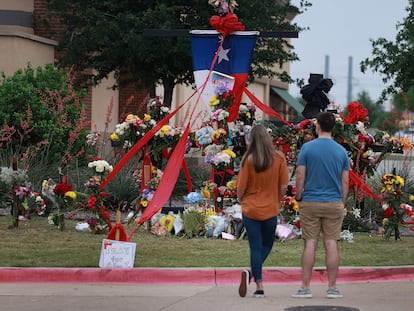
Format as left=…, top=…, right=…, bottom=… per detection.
left=143, top=29, right=298, bottom=38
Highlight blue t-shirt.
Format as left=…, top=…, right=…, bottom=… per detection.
left=296, top=138, right=350, bottom=202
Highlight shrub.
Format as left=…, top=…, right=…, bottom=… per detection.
left=0, top=64, right=88, bottom=166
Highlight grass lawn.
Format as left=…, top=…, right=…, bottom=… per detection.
left=1, top=215, right=413, bottom=268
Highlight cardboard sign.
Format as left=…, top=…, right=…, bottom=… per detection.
left=99, top=239, right=136, bottom=268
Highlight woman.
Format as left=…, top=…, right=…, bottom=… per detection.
left=237, top=124, right=288, bottom=298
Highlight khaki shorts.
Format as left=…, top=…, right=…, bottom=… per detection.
left=299, top=201, right=344, bottom=240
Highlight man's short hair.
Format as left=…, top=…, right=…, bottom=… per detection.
left=316, top=112, right=336, bottom=132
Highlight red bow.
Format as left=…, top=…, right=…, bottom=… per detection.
left=210, top=13, right=245, bottom=36
left=344, top=101, right=368, bottom=124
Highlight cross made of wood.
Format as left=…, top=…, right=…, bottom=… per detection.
left=143, top=29, right=298, bottom=38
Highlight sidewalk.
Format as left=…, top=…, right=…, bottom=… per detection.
left=0, top=267, right=413, bottom=311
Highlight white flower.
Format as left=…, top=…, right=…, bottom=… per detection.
left=382, top=203, right=389, bottom=210
left=356, top=121, right=367, bottom=135
left=217, top=110, right=229, bottom=121
left=88, top=160, right=113, bottom=174
left=238, top=104, right=248, bottom=113
left=352, top=208, right=361, bottom=219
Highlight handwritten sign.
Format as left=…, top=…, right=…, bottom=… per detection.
left=99, top=239, right=136, bottom=268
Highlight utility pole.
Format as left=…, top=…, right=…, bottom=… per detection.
left=347, top=56, right=353, bottom=105
left=324, top=55, right=330, bottom=78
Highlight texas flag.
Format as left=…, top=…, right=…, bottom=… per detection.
left=190, top=30, right=258, bottom=121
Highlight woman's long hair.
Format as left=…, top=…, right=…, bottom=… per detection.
left=241, top=124, right=279, bottom=173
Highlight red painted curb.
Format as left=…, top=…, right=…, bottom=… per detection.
left=1, top=266, right=413, bottom=284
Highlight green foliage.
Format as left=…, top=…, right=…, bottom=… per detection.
left=42, top=0, right=310, bottom=105
left=354, top=91, right=397, bottom=132
left=361, top=0, right=414, bottom=102
left=0, top=64, right=88, bottom=166
left=392, top=88, right=414, bottom=114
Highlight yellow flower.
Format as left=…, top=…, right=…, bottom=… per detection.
left=226, top=179, right=237, bottom=191
left=209, top=95, right=219, bottom=106
left=110, top=133, right=119, bottom=141
left=141, top=200, right=148, bottom=208
left=64, top=191, right=77, bottom=200
left=144, top=114, right=151, bottom=122
left=293, top=201, right=299, bottom=212
left=222, top=149, right=236, bottom=159
left=126, top=114, right=139, bottom=122
left=395, top=175, right=405, bottom=187
left=409, top=195, right=414, bottom=201
left=205, top=207, right=216, bottom=218
left=202, top=185, right=211, bottom=199
left=159, top=125, right=169, bottom=138
left=383, top=218, right=389, bottom=225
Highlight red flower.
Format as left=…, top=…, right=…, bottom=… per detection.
left=384, top=207, right=396, bottom=218
left=87, top=195, right=97, bottom=210
left=54, top=183, right=73, bottom=196
left=295, top=220, right=301, bottom=229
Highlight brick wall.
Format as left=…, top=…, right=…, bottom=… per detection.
left=32, top=0, right=149, bottom=127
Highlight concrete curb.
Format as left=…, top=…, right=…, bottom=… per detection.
left=1, top=266, right=413, bottom=284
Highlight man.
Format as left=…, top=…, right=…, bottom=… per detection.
left=292, top=112, right=349, bottom=299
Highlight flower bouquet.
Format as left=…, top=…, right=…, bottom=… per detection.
left=83, top=158, right=114, bottom=233
left=380, top=173, right=411, bottom=240
left=42, top=178, right=76, bottom=230
left=110, top=113, right=156, bottom=150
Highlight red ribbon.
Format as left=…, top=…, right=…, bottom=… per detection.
left=349, top=170, right=382, bottom=202
left=243, top=87, right=290, bottom=125
left=210, top=13, right=245, bottom=36
left=107, top=223, right=127, bottom=241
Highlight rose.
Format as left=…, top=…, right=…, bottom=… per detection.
left=53, top=183, right=72, bottom=196
left=384, top=207, right=396, bottom=218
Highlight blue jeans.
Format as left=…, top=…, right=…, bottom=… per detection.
left=242, top=214, right=277, bottom=283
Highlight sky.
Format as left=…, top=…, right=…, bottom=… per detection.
left=289, top=0, right=409, bottom=111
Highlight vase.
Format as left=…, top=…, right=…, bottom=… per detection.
left=58, top=213, right=65, bottom=231
left=12, top=156, right=18, bottom=171
left=394, top=224, right=400, bottom=240
left=12, top=206, right=19, bottom=228
left=111, top=140, right=122, bottom=147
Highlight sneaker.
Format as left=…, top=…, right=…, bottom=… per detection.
left=253, top=290, right=265, bottom=298
left=326, top=288, right=343, bottom=298
left=291, top=288, right=312, bottom=298
left=238, top=270, right=249, bottom=297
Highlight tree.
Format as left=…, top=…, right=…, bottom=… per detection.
left=356, top=91, right=397, bottom=133
left=360, top=0, right=414, bottom=104
left=41, top=0, right=310, bottom=106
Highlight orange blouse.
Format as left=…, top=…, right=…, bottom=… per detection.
left=237, top=153, right=288, bottom=221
